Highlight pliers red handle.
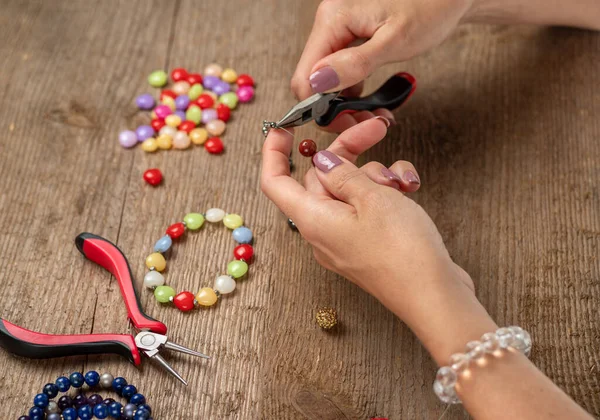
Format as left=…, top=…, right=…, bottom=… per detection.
left=0, top=233, right=208, bottom=385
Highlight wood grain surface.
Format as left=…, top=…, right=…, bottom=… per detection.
left=0, top=0, right=598, bottom=418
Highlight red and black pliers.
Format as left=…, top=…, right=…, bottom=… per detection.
left=0, top=233, right=208, bottom=386
left=263, top=72, right=416, bottom=132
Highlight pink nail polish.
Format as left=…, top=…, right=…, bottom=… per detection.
left=403, top=170, right=420, bottom=185
left=312, top=150, right=343, bottom=173
left=309, top=66, right=340, bottom=93
left=381, top=168, right=402, bottom=188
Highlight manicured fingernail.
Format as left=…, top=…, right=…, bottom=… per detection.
left=309, top=66, right=340, bottom=93
left=403, top=170, right=420, bottom=185
left=381, top=168, right=402, bottom=187
left=372, top=116, right=391, bottom=128
left=313, top=150, right=343, bottom=173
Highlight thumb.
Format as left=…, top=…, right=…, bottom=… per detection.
left=309, top=34, right=389, bottom=94
left=312, top=150, right=376, bottom=207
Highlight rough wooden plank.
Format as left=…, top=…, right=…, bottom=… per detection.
left=0, top=1, right=598, bottom=419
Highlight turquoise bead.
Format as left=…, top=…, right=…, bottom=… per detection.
left=232, top=227, right=252, bottom=244
left=154, top=235, right=172, bottom=253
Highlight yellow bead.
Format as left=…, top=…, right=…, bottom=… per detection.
left=156, top=134, right=173, bottom=150
left=161, top=96, right=176, bottom=111
left=221, top=68, right=238, bottom=83
left=196, top=287, right=218, bottom=306
left=141, top=138, right=158, bottom=152
left=189, top=128, right=208, bottom=145
left=151, top=110, right=157, bottom=119
left=165, top=114, right=182, bottom=127
left=223, top=214, right=243, bottom=229
left=146, top=253, right=166, bottom=272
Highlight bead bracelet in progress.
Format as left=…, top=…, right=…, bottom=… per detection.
left=433, top=326, right=532, bottom=404
left=144, top=209, right=254, bottom=311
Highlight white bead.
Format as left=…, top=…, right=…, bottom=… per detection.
left=205, top=208, right=226, bottom=223
left=480, top=332, right=500, bottom=353
left=159, top=125, right=177, bottom=137
left=466, top=340, right=485, bottom=360
left=100, top=373, right=114, bottom=389
left=521, top=330, right=532, bottom=356
left=449, top=353, right=469, bottom=373
left=144, top=271, right=165, bottom=289
left=435, top=366, right=457, bottom=387
left=214, top=275, right=236, bottom=294
left=496, top=327, right=514, bottom=348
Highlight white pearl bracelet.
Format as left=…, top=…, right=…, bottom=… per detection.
left=433, top=326, right=532, bottom=404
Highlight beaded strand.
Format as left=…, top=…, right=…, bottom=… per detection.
left=144, top=209, right=254, bottom=311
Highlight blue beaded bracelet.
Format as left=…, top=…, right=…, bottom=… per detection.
left=18, top=371, right=152, bottom=420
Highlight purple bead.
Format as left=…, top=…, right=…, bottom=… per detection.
left=135, top=125, right=155, bottom=141
left=73, top=393, right=88, bottom=408
left=135, top=94, right=155, bottom=110
left=119, top=130, right=137, bottom=148
left=103, top=398, right=115, bottom=406
left=174, top=110, right=186, bottom=120
left=212, top=82, right=230, bottom=95
left=203, top=75, right=219, bottom=89
left=201, top=108, right=217, bottom=123
left=174, top=95, right=190, bottom=110
left=58, top=395, right=74, bottom=410
left=88, top=394, right=103, bottom=406
left=237, top=86, right=254, bottom=103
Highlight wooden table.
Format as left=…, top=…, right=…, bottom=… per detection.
left=0, top=1, right=598, bottom=418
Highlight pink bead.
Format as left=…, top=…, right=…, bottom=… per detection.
left=155, top=105, right=172, bottom=119
left=237, top=86, right=254, bottom=103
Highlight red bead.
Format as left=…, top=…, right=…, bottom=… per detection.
left=170, top=68, right=188, bottom=82
left=150, top=118, right=165, bottom=132
left=143, top=168, right=162, bottom=186
left=178, top=120, right=196, bottom=133
left=173, top=291, right=196, bottom=311
left=205, top=137, right=224, bottom=154
left=196, top=94, right=214, bottom=109
left=186, top=73, right=203, bottom=85
left=160, top=90, right=177, bottom=101
left=299, top=139, right=317, bottom=157
left=216, top=103, right=231, bottom=122
left=166, top=222, right=185, bottom=239
left=233, top=244, right=254, bottom=263
left=236, top=74, right=254, bottom=88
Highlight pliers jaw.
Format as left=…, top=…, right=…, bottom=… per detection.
left=275, top=92, right=339, bottom=129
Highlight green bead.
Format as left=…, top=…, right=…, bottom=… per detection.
left=227, top=260, right=248, bottom=278
left=188, top=84, right=204, bottom=100
left=148, top=70, right=168, bottom=88
left=183, top=213, right=205, bottom=230
left=154, top=285, right=176, bottom=303
left=185, top=105, right=202, bottom=125
left=219, top=92, right=238, bottom=109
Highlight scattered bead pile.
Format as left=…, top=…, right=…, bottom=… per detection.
left=433, top=326, right=532, bottom=404
left=144, top=209, right=254, bottom=311
left=19, top=371, right=152, bottom=420
left=119, top=64, right=255, bottom=154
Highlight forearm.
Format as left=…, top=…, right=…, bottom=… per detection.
left=466, top=0, right=600, bottom=30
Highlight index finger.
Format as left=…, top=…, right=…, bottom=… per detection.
left=260, top=128, right=311, bottom=218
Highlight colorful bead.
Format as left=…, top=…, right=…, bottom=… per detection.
left=154, top=104, right=172, bottom=119
left=119, top=130, right=137, bottom=148
left=196, top=93, right=214, bottom=109
left=170, top=68, right=188, bottom=82
left=173, top=131, right=191, bottom=149
left=237, top=86, right=254, bottom=103
left=205, top=137, right=224, bottom=154
left=141, top=138, right=158, bottom=152
left=136, top=94, right=155, bottom=110
left=206, top=120, right=226, bottom=136
left=227, top=260, right=248, bottom=278
left=196, top=287, right=218, bottom=306
left=160, top=89, right=177, bottom=101
left=202, top=75, right=219, bottom=90
left=173, top=81, right=191, bottom=96
left=173, top=291, right=196, bottom=311
left=178, top=120, right=196, bottom=133
left=33, top=393, right=49, bottom=408
left=161, top=95, right=176, bottom=110
left=206, top=91, right=218, bottom=101
left=221, top=68, right=238, bottom=83
left=204, top=63, right=223, bottom=77
left=185, top=105, right=203, bottom=125
left=190, top=127, right=208, bottom=145
left=166, top=222, right=185, bottom=239
left=213, top=81, right=231, bottom=95
left=175, top=95, right=190, bottom=110
left=55, top=377, right=70, bottom=392
left=84, top=371, right=100, bottom=387
left=121, top=385, right=137, bottom=399
left=188, top=84, right=204, bottom=101
left=165, top=114, right=182, bottom=127
left=69, top=372, right=84, bottom=388
left=214, top=275, right=236, bottom=294
left=186, top=73, right=203, bottom=85
left=299, top=139, right=317, bottom=157
left=202, top=108, right=218, bottom=124
left=232, top=227, right=253, bottom=244
left=159, top=125, right=177, bottom=137
left=236, top=74, right=254, bottom=87
left=154, top=235, right=172, bottom=253
left=148, top=70, right=168, bottom=87
left=233, top=244, right=253, bottom=262
left=183, top=213, right=205, bottom=230
left=174, top=109, right=186, bottom=120
left=93, top=403, right=109, bottom=419
left=136, top=125, right=155, bottom=141
left=150, top=118, right=165, bottom=132
left=143, top=168, right=162, bottom=186
left=145, top=252, right=166, bottom=272
left=144, top=271, right=165, bottom=288
left=219, top=92, right=238, bottom=109
left=154, top=285, right=176, bottom=303
left=223, top=213, right=243, bottom=229
left=156, top=134, right=173, bottom=150
left=205, top=208, right=225, bottom=222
